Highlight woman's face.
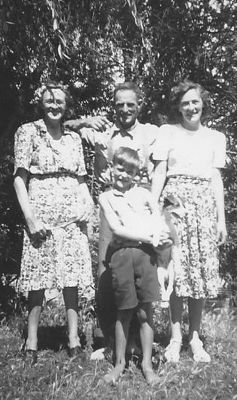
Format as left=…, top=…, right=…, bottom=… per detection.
left=41, top=88, right=67, bottom=123
left=178, top=88, right=203, bottom=128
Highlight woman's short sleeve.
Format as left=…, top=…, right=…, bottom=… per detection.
left=212, top=130, right=226, bottom=168
left=152, top=124, right=171, bottom=161
left=14, top=124, right=34, bottom=175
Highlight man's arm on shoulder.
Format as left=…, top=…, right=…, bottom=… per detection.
left=64, top=116, right=111, bottom=133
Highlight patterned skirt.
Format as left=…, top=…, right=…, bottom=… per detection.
left=18, top=175, right=94, bottom=300
left=161, top=175, right=220, bottom=299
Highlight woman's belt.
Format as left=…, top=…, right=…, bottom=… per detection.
left=30, top=170, right=79, bottom=180
left=167, top=174, right=211, bottom=183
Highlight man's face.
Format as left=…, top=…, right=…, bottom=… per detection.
left=114, top=89, right=140, bottom=129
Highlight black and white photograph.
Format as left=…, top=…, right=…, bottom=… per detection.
left=0, top=1, right=236, bottom=398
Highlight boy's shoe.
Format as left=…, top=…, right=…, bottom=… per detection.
left=164, top=338, right=182, bottom=362
left=189, top=338, right=211, bottom=363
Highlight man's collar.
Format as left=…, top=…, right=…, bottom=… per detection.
left=111, top=120, right=140, bottom=139
left=112, top=188, right=125, bottom=197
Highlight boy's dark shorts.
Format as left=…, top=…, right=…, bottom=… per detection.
left=106, top=244, right=159, bottom=310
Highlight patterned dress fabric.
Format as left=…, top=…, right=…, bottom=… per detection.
left=161, top=176, right=220, bottom=299
left=14, top=119, right=94, bottom=299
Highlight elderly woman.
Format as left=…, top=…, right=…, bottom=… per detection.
left=14, top=81, right=94, bottom=364
left=152, top=79, right=227, bottom=363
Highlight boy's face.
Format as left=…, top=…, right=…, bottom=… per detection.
left=113, top=163, right=137, bottom=192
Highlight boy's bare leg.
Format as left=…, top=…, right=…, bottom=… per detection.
left=104, top=309, right=133, bottom=384
left=137, top=303, right=160, bottom=385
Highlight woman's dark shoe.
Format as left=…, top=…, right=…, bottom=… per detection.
left=23, top=349, right=38, bottom=366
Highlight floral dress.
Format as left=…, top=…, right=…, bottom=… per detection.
left=161, top=176, right=220, bottom=298
left=14, top=119, right=94, bottom=299
left=153, top=124, right=226, bottom=299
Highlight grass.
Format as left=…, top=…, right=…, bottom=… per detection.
left=1, top=216, right=236, bottom=399
left=0, top=301, right=236, bottom=400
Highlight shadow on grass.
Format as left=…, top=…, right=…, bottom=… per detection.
left=38, top=325, right=68, bottom=351
left=21, top=325, right=68, bottom=352
left=21, top=325, right=90, bottom=352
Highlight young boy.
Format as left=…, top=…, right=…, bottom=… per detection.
left=99, top=146, right=175, bottom=385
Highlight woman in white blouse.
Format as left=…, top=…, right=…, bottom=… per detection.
left=152, top=79, right=227, bottom=363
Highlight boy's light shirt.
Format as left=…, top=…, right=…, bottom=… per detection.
left=101, top=185, right=169, bottom=247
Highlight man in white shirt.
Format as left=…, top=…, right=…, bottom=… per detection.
left=66, top=82, right=161, bottom=346
left=67, top=82, right=160, bottom=274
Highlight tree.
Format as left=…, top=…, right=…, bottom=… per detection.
left=0, top=0, right=236, bottom=280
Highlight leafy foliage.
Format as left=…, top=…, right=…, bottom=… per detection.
left=0, top=0, right=237, bottom=283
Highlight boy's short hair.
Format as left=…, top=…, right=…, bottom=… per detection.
left=112, top=147, right=140, bottom=173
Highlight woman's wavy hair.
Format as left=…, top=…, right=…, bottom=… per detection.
left=33, top=80, right=73, bottom=119
left=168, top=79, right=211, bottom=124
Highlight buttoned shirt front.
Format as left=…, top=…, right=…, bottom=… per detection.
left=81, top=121, right=161, bottom=185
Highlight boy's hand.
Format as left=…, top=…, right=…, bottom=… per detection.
left=152, top=229, right=171, bottom=248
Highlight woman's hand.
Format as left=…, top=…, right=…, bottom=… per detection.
left=26, top=216, right=48, bottom=246
left=77, top=200, right=94, bottom=222
left=212, top=168, right=227, bottom=246
left=26, top=216, right=47, bottom=238
left=77, top=182, right=94, bottom=222
left=14, top=170, right=48, bottom=245
left=217, top=221, right=227, bottom=245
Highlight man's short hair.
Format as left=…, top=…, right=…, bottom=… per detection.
left=112, top=146, right=140, bottom=172
left=114, top=82, right=143, bottom=102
